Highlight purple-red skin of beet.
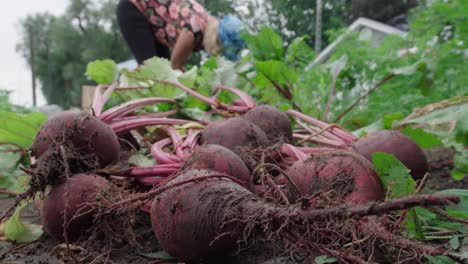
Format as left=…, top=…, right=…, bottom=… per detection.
left=151, top=169, right=241, bottom=263
left=242, top=105, right=293, bottom=143
left=352, top=130, right=429, bottom=180
left=200, top=117, right=269, bottom=155
left=31, top=110, right=120, bottom=167
left=41, top=173, right=110, bottom=242
left=286, top=151, right=385, bottom=204
left=182, top=144, right=252, bottom=188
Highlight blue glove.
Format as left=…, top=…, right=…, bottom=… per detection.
left=218, top=15, right=245, bottom=61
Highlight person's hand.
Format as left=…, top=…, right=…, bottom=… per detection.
left=170, top=29, right=195, bottom=70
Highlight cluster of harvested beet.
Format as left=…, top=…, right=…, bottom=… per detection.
left=0, top=82, right=459, bottom=263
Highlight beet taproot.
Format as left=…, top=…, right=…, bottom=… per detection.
left=242, top=105, right=292, bottom=143
left=150, top=169, right=288, bottom=263
left=31, top=111, right=120, bottom=167
left=150, top=168, right=460, bottom=264
left=352, top=130, right=428, bottom=180
left=150, top=169, right=455, bottom=263
left=41, top=173, right=110, bottom=242
left=286, top=151, right=385, bottom=204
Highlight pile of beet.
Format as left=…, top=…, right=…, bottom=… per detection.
left=0, top=82, right=462, bottom=263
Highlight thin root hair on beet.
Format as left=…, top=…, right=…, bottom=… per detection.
left=150, top=169, right=459, bottom=263
left=285, top=150, right=385, bottom=205
left=41, top=173, right=111, bottom=242
left=31, top=110, right=120, bottom=167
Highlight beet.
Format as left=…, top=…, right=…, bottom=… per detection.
left=151, top=170, right=239, bottom=262
left=151, top=169, right=293, bottom=263
left=200, top=117, right=269, bottom=155
left=242, top=105, right=292, bottom=143
left=182, top=144, right=252, bottom=187
left=41, top=173, right=110, bottom=242
left=352, top=130, right=428, bottom=180
left=31, top=111, right=120, bottom=167
left=286, top=151, right=385, bottom=204
left=150, top=169, right=454, bottom=263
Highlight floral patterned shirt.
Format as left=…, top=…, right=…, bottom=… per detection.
left=129, top=0, right=208, bottom=51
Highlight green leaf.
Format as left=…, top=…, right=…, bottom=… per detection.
left=389, top=61, right=419, bottom=76
left=86, top=59, right=118, bottom=84
left=253, top=60, right=298, bottom=88
left=195, top=56, right=237, bottom=93
left=315, top=255, right=337, bottom=264
left=122, top=58, right=203, bottom=100
left=451, top=152, right=468, bottom=180
left=128, top=153, right=156, bottom=167
left=414, top=207, right=466, bottom=235
left=449, top=236, right=460, bottom=250
left=180, top=108, right=208, bottom=121
left=455, top=117, right=468, bottom=146
left=4, top=204, right=43, bottom=243
left=434, top=189, right=468, bottom=219
left=402, top=126, right=443, bottom=149
left=286, top=35, right=315, bottom=68
left=352, top=119, right=384, bottom=136
left=0, top=146, right=22, bottom=171
left=177, top=66, right=198, bottom=87
left=124, top=57, right=183, bottom=84
left=0, top=145, right=28, bottom=193
left=241, top=26, right=284, bottom=61
left=0, top=111, right=47, bottom=148
left=407, top=208, right=425, bottom=240
left=372, top=152, right=416, bottom=198
left=426, top=256, right=455, bottom=264
left=382, top=112, right=404, bottom=129
left=352, top=113, right=403, bottom=136
left=446, top=251, right=468, bottom=263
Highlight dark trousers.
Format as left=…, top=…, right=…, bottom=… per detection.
left=117, top=0, right=170, bottom=64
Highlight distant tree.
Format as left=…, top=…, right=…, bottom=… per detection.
left=268, top=0, right=350, bottom=46
left=17, top=0, right=131, bottom=109
left=198, top=0, right=351, bottom=47
left=349, top=0, right=419, bottom=25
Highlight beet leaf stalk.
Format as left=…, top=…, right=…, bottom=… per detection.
left=99, top=97, right=177, bottom=122
left=287, top=109, right=357, bottom=145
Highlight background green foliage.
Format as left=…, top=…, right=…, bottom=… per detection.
left=16, top=0, right=131, bottom=109
left=234, top=0, right=468, bottom=130
left=17, top=0, right=433, bottom=108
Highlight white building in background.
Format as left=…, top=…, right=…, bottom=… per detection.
left=312, top=17, right=407, bottom=66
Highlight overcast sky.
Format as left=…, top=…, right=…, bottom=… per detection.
left=0, top=1, right=68, bottom=107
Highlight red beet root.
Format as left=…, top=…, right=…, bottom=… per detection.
left=242, top=105, right=293, bottom=143
left=200, top=117, right=269, bottom=155
left=31, top=111, right=120, bottom=167
left=352, top=130, right=428, bottom=180
left=41, top=173, right=110, bottom=242
left=182, top=144, right=252, bottom=187
left=150, top=169, right=456, bottom=263
left=286, top=151, right=385, bottom=204
left=151, top=169, right=289, bottom=263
